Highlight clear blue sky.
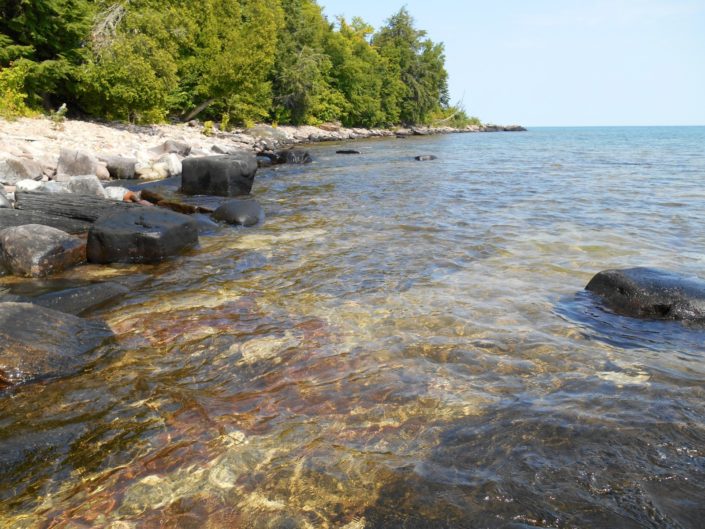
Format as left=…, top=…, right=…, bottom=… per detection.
left=318, top=0, right=705, bottom=126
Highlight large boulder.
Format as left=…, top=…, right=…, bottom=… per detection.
left=212, top=199, right=264, bottom=227
left=0, top=302, right=113, bottom=387
left=56, top=148, right=101, bottom=177
left=586, top=267, right=705, bottom=322
left=87, top=207, right=199, bottom=264
left=0, top=224, right=86, bottom=277
left=104, top=156, right=137, bottom=179
left=149, top=140, right=191, bottom=158
left=181, top=154, right=257, bottom=197
left=0, top=156, right=43, bottom=185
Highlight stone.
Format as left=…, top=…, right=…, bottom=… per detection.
left=415, top=155, right=438, bottom=161
left=149, top=140, right=191, bottom=157
left=256, top=155, right=273, bottom=168
left=87, top=208, right=199, bottom=264
left=586, top=267, right=705, bottom=322
left=105, top=186, right=130, bottom=201
left=0, top=156, right=43, bottom=185
left=336, top=149, right=361, bottom=155
left=156, top=153, right=182, bottom=177
left=104, top=156, right=137, bottom=179
left=96, top=162, right=110, bottom=180
left=56, top=148, right=100, bottom=177
left=15, top=179, right=43, bottom=192
left=0, top=302, right=113, bottom=387
left=0, top=224, right=86, bottom=277
left=181, top=153, right=257, bottom=197
left=0, top=190, right=10, bottom=209
left=212, top=199, right=265, bottom=227
left=66, top=175, right=107, bottom=197
left=37, top=181, right=71, bottom=194
left=135, top=162, right=169, bottom=180
left=32, top=282, right=129, bottom=316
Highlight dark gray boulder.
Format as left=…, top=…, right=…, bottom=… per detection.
left=181, top=154, right=257, bottom=197
left=586, top=267, right=705, bottom=321
left=87, top=207, right=198, bottom=264
left=104, top=156, right=137, bottom=179
left=32, top=282, right=129, bottom=315
left=0, top=224, right=86, bottom=277
left=336, top=149, right=361, bottom=155
left=0, top=302, right=113, bottom=387
left=415, top=155, right=438, bottom=161
left=212, top=199, right=264, bottom=227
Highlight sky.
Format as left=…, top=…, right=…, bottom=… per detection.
left=317, top=0, right=705, bottom=126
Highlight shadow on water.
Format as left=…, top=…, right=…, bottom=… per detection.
left=364, top=401, right=705, bottom=529
left=554, top=290, right=705, bottom=354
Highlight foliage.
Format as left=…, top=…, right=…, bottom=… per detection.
left=428, top=103, right=482, bottom=128
left=0, top=0, right=464, bottom=127
left=49, top=103, right=68, bottom=130
left=0, top=61, right=35, bottom=119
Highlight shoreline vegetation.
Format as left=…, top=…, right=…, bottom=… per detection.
left=3, top=2, right=481, bottom=130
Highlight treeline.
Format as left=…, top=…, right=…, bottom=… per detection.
left=0, top=0, right=477, bottom=128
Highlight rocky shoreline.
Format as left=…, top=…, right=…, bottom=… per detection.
left=0, top=117, right=528, bottom=388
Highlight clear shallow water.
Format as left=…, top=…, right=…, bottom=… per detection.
left=1, top=127, right=705, bottom=528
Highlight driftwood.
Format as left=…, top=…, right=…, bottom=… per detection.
left=0, top=208, right=91, bottom=234
left=14, top=191, right=140, bottom=222
left=140, top=189, right=214, bottom=215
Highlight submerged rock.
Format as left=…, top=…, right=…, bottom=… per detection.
left=283, top=150, right=313, bottom=164
left=181, top=153, right=257, bottom=197
left=0, top=302, right=113, bottom=387
left=586, top=267, right=705, bottom=322
left=0, top=224, right=86, bottom=277
left=212, top=199, right=265, bottom=227
left=336, top=149, right=361, bottom=155
left=87, top=207, right=199, bottom=264
left=31, top=281, right=129, bottom=315
left=415, top=155, right=438, bottom=161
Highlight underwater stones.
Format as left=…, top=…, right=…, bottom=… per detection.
left=586, top=267, right=705, bottom=322
left=0, top=302, right=113, bottom=386
left=415, top=155, right=438, bottom=161
left=0, top=224, right=86, bottom=277
left=282, top=150, right=312, bottom=164
left=87, top=208, right=199, bottom=264
left=181, top=154, right=258, bottom=197
left=336, top=149, right=361, bottom=155
left=212, top=199, right=264, bottom=227
left=31, top=281, right=129, bottom=315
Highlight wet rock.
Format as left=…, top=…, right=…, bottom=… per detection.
left=0, top=302, right=113, bottom=386
left=0, top=224, right=86, bottom=277
left=0, top=156, right=43, bottom=185
left=415, top=155, right=438, bottom=161
left=56, top=148, right=100, bottom=177
left=32, top=281, right=129, bottom=315
left=181, top=153, right=257, bottom=197
left=336, top=149, right=361, bottom=155
left=104, top=156, right=137, bottom=179
left=87, top=207, right=199, bottom=264
left=66, top=175, right=107, bottom=197
left=212, top=199, right=265, bottom=227
left=149, top=140, right=191, bottom=157
left=256, top=155, right=273, bottom=168
left=586, top=267, right=705, bottom=321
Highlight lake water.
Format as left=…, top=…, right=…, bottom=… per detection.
left=1, top=127, right=704, bottom=528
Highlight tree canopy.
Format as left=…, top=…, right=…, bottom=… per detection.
left=0, top=1, right=473, bottom=126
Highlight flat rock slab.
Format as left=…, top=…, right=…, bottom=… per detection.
left=87, top=208, right=199, bottom=264
left=181, top=154, right=257, bottom=197
left=586, top=267, right=705, bottom=322
left=0, top=302, right=113, bottom=387
left=0, top=224, right=86, bottom=277
left=212, top=199, right=265, bottom=227
left=31, top=281, right=130, bottom=315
